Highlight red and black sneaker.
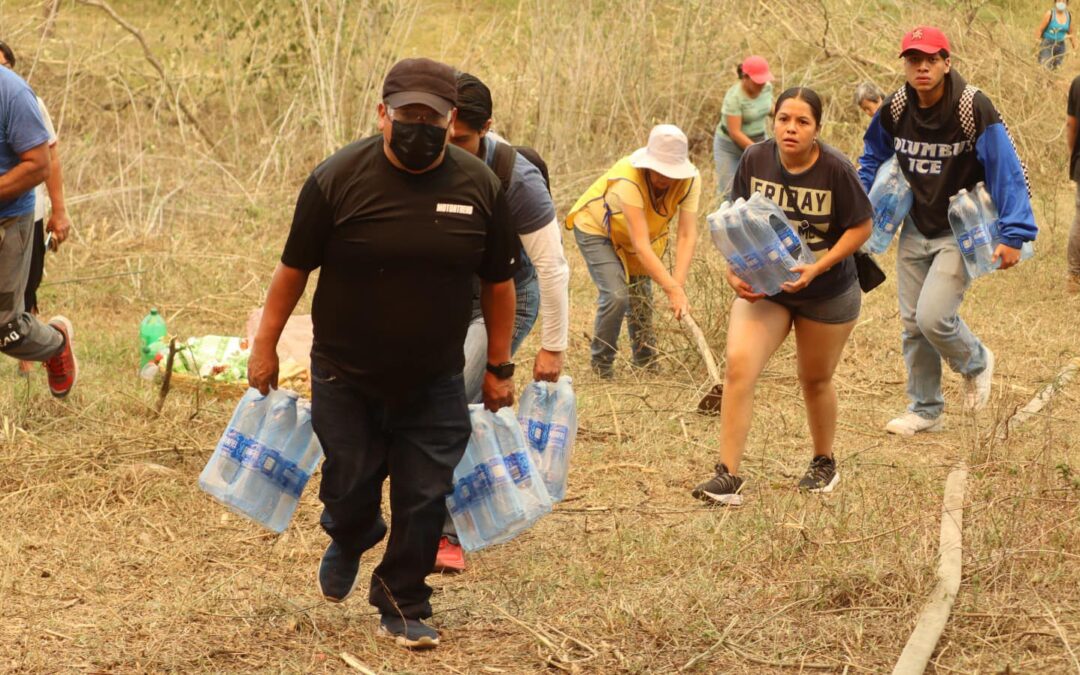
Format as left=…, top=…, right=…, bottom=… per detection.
left=44, top=316, right=77, bottom=398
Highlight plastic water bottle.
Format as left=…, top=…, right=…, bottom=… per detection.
left=740, top=199, right=800, bottom=295
left=972, top=182, right=1035, bottom=268
left=227, top=391, right=298, bottom=522
left=139, top=309, right=167, bottom=367
left=468, top=406, right=525, bottom=529
left=199, top=388, right=271, bottom=497
left=948, top=189, right=996, bottom=277
left=265, top=399, right=324, bottom=532
left=709, top=207, right=763, bottom=292
left=490, top=407, right=551, bottom=532
left=866, top=156, right=913, bottom=254
left=517, top=376, right=577, bottom=502
left=447, top=450, right=485, bottom=550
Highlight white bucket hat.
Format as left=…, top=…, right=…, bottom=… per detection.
left=629, top=124, right=696, bottom=180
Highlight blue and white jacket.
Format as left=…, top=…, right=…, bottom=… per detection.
left=858, top=71, right=1037, bottom=249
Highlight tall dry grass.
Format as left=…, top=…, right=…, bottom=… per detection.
left=0, top=0, right=1076, bottom=672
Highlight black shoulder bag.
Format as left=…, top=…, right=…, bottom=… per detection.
left=775, top=151, right=886, bottom=293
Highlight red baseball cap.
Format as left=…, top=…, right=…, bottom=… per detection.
left=900, top=26, right=951, bottom=56
left=740, top=55, right=774, bottom=85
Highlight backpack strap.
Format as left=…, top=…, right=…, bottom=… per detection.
left=959, top=85, right=1032, bottom=198
left=491, top=140, right=517, bottom=193
left=513, top=145, right=552, bottom=193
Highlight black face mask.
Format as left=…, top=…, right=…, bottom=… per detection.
left=389, top=120, right=447, bottom=171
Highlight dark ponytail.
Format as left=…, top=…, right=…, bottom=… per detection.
left=774, top=87, right=824, bottom=127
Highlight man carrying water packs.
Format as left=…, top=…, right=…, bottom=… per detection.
left=248, top=57, right=519, bottom=650
left=435, top=72, right=570, bottom=573
left=859, top=26, right=1037, bottom=436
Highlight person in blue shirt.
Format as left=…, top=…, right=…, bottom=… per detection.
left=858, top=26, right=1037, bottom=436
left=437, top=71, right=571, bottom=573
left=1037, top=1, right=1075, bottom=70
left=0, top=64, right=76, bottom=397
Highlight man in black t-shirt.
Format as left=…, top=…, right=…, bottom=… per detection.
left=248, top=57, right=518, bottom=650
left=1067, top=74, right=1080, bottom=293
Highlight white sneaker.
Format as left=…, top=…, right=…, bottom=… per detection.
left=964, top=347, right=995, bottom=412
left=885, top=412, right=945, bottom=436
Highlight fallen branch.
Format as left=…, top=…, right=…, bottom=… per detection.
left=339, top=652, right=378, bottom=674
left=999, top=357, right=1080, bottom=440
left=892, top=463, right=968, bottom=675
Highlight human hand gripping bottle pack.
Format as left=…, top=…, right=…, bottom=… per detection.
left=517, top=375, right=578, bottom=502
left=198, top=388, right=324, bottom=533
left=865, top=155, right=913, bottom=254
left=972, top=182, right=1034, bottom=273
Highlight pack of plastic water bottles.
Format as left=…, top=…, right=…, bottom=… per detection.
left=199, top=388, right=324, bottom=533
left=447, top=405, right=553, bottom=552
left=947, top=181, right=1034, bottom=279
left=517, top=376, right=577, bottom=502
left=708, top=192, right=815, bottom=296
left=866, top=155, right=913, bottom=254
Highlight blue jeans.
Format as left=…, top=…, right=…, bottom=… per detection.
left=713, top=132, right=743, bottom=202
left=461, top=274, right=539, bottom=403
left=573, top=227, right=656, bottom=372
left=896, top=225, right=988, bottom=419
left=1039, top=38, right=1066, bottom=70
left=311, top=365, right=471, bottom=619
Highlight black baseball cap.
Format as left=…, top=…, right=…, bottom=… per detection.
left=382, top=58, right=457, bottom=117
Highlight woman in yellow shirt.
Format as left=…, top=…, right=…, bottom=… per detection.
left=566, top=125, right=700, bottom=378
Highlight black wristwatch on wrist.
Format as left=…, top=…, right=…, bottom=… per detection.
left=485, top=361, right=515, bottom=380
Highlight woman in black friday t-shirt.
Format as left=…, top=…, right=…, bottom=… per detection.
left=692, top=87, right=872, bottom=506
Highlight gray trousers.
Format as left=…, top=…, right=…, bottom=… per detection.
left=0, top=212, right=63, bottom=360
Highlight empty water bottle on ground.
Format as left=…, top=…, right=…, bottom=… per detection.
left=866, top=156, right=913, bottom=254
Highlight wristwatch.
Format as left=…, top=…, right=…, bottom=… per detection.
left=485, top=361, right=516, bottom=379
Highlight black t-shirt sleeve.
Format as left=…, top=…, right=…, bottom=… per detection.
left=829, top=157, right=874, bottom=233
left=1070, top=76, right=1080, bottom=117
left=476, top=187, right=519, bottom=282
left=281, top=174, right=333, bottom=271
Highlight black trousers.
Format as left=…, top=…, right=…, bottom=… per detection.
left=310, top=363, right=470, bottom=619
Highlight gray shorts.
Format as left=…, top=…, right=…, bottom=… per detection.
left=764, top=281, right=861, bottom=324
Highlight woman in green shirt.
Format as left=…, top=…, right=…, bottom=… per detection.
left=713, top=55, right=774, bottom=200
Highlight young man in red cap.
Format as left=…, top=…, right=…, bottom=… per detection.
left=248, top=57, right=518, bottom=649
left=858, top=26, right=1037, bottom=435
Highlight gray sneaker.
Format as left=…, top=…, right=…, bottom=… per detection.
left=798, top=455, right=839, bottom=493
left=964, top=347, right=994, bottom=412
left=378, top=614, right=440, bottom=650
left=692, top=463, right=745, bottom=506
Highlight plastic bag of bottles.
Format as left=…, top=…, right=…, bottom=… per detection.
left=446, top=405, right=552, bottom=552
left=517, top=375, right=577, bottom=502
left=948, top=182, right=1034, bottom=279
left=174, top=336, right=250, bottom=382
left=198, top=388, right=324, bottom=533
left=708, top=192, right=811, bottom=296
left=866, top=155, right=913, bottom=254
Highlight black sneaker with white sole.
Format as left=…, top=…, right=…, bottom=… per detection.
left=798, top=455, right=839, bottom=493
left=692, top=463, right=745, bottom=506
left=378, top=614, right=440, bottom=650
left=318, top=541, right=360, bottom=603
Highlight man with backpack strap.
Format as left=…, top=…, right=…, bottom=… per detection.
left=436, top=71, right=570, bottom=572
left=858, top=26, right=1037, bottom=436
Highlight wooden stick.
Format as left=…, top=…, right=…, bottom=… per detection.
left=339, top=652, right=378, bottom=674
left=892, top=463, right=968, bottom=675
left=155, top=337, right=179, bottom=414
left=680, top=313, right=722, bottom=385
left=999, top=357, right=1080, bottom=440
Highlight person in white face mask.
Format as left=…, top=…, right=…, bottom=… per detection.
left=1038, top=0, right=1076, bottom=70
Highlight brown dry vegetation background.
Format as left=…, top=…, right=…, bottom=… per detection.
left=0, top=0, right=1078, bottom=672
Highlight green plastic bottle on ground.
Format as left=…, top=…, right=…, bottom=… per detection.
left=139, top=309, right=167, bottom=367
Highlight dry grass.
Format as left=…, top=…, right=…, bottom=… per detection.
left=0, top=0, right=1078, bottom=672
